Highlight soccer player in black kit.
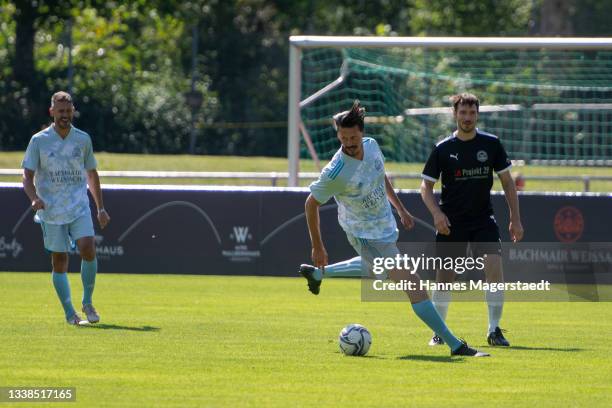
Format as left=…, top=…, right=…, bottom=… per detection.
left=420, top=93, right=524, bottom=347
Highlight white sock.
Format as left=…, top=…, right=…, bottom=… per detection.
left=486, top=290, right=504, bottom=334
left=431, top=290, right=451, bottom=335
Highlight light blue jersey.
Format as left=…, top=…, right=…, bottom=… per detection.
left=22, top=125, right=97, bottom=225
left=310, top=137, right=396, bottom=240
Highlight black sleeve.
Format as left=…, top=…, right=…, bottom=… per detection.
left=493, top=139, right=512, bottom=173
left=422, top=145, right=440, bottom=182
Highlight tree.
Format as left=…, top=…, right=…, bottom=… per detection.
left=410, top=0, right=532, bottom=36
left=1, top=1, right=215, bottom=152
left=537, top=0, right=575, bottom=35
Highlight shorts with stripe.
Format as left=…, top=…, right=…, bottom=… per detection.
left=39, top=213, right=94, bottom=253
left=346, top=230, right=399, bottom=279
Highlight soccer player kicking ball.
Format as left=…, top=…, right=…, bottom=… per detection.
left=22, top=91, right=110, bottom=325
left=299, top=100, right=488, bottom=357
left=420, top=93, right=524, bottom=347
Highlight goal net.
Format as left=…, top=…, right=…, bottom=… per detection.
left=288, top=37, right=612, bottom=186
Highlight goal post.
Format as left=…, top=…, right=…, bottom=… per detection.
left=287, top=36, right=612, bottom=187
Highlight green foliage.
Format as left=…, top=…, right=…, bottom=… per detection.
left=572, top=0, right=612, bottom=36
left=1, top=1, right=215, bottom=153
left=0, top=2, right=15, bottom=78
left=410, top=0, right=533, bottom=36
left=0, top=1, right=610, bottom=155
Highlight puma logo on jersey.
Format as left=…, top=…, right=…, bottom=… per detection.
left=450, top=153, right=459, bottom=160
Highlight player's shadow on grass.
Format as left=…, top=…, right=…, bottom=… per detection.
left=81, top=324, right=161, bottom=332
left=397, top=355, right=460, bottom=363
left=490, top=345, right=583, bottom=352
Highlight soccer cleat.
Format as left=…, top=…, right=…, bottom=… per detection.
left=451, top=340, right=490, bottom=357
left=82, top=304, right=100, bottom=324
left=487, top=327, right=510, bottom=346
left=428, top=334, right=445, bottom=346
left=299, top=264, right=321, bottom=295
left=67, top=313, right=88, bottom=326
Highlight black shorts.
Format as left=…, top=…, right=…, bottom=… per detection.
left=435, top=216, right=502, bottom=258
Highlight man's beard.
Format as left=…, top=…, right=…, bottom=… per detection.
left=460, top=122, right=475, bottom=132
left=57, top=118, right=71, bottom=128
left=343, top=146, right=359, bottom=156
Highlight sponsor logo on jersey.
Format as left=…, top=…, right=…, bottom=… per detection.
left=48, top=169, right=83, bottom=184
left=477, top=150, right=488, bottom=162
left=362, top=184, right=385, bottom=209
left=374, top=158, right=383, bottom=171
left=450, top=153, right=459, bottom=160
left=454, top=166, right=491, bottom=179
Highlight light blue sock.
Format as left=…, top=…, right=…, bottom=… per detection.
left=412, top=299, right=462, bottom=352
left=313, top=256, right=363, bottom=280
left=81, top=258, right=97, bottom=305
left=52, top=271, right=75, bottom=319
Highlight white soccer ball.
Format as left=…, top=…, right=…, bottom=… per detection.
left=338, top=324, right=372, bottom=356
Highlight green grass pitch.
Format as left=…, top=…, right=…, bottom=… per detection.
left=1, top=272, right=611, bottom=407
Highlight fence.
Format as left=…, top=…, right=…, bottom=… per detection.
left=1, top=169, right=611, bottom=191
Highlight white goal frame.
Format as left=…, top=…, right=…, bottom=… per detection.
left=287, top=36, right=612, bottom=187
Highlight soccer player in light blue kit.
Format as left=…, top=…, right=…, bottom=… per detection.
left=299, top=100, right=488, bottom=357
left=22, top=91, right=110, bottom=325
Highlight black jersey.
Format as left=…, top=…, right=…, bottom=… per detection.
left=422, top=129, right=512, bottom=226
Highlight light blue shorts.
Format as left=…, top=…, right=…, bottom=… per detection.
left=346, top=229, right=400, bottom=278
left=39, top=214, right=94, bottom=253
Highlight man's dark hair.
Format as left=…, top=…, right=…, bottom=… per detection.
left=450, top=93, right=479, bottom=112
left=333, top=100, right=365, bottom=131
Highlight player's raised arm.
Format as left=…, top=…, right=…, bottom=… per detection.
left=498, top=171, right=523, bottom=242
left=384, top=175, right=414, bottom=230
left=420, top=179, right=450, bottom=235
left=304, top=194, right=328, bottom=269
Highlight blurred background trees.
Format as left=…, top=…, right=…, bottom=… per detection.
left=0, top=0, right=610, bottom=155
